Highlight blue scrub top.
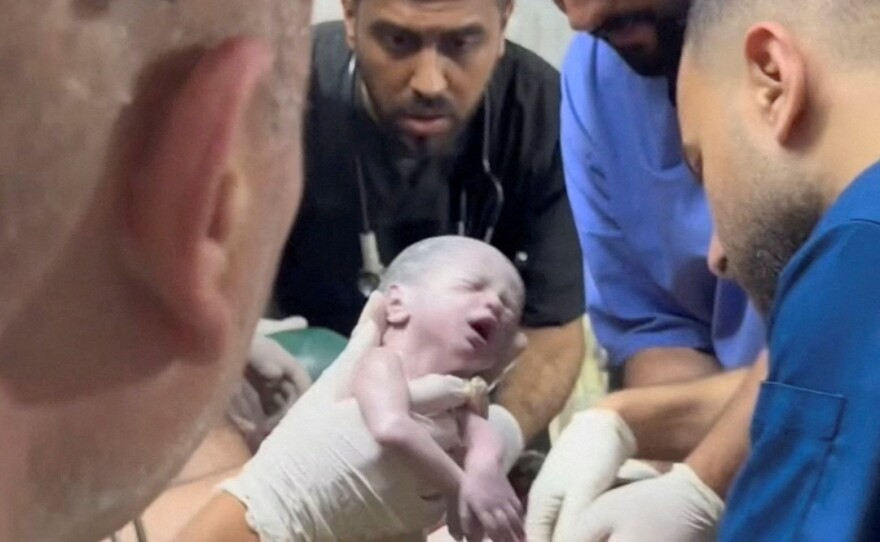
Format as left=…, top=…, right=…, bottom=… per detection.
left=560, top=34, right=765, bottom=368
left=721, top=161, right=880, bottom=541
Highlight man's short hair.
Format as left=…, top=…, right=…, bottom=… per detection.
left=686, top=0, right=880, bottom=65
left=352, top=0, right=512, bottom=11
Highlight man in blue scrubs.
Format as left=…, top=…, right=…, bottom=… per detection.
left=560, top=6, right=765, bottom=388
left=676, top=0, right=880, bottom=538
left=527, top=3, right=767, bottom=540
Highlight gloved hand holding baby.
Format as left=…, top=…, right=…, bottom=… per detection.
left=223, top=237, right=528, bottom=542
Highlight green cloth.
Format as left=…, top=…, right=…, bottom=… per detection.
left=267, top=327, right=348, bottom=382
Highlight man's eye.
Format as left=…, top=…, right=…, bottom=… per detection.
left=441, top=35, right=482, bottom=57
left=380, top=32, right=418, bottom=54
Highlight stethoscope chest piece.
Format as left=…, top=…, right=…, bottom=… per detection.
left=357, top=270, right=383, bottom=298
left=358, top=231, right=386, bottom=297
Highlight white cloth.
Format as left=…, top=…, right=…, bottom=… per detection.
left=526, top=409, right=637, bottom=542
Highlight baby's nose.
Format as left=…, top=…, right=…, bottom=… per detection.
left=482, top=291, right=503, bottom=315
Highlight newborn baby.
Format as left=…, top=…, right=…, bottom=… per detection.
left=224, top=236, right=526, bottom=542
left=353, top=236, right=527, bottom=542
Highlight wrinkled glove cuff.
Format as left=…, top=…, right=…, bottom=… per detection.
left=671, top=463, right=725, bottom=519
left=220, top=458, right=317, bottom=542
left=586, top=409, right=638, bottom=458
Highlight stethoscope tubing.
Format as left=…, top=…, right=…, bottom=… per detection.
left=348, top=55, right=504, bottom=296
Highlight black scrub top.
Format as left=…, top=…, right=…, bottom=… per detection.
left=273, top=21, right=585, bottom=336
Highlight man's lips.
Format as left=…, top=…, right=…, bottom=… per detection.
left=603, top=19, right=656, bottom=50
left=399, top=115, right=453, bottom=138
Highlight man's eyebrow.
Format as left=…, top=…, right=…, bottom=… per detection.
left=369, top=20, right=416, bottom=35
left=444, top=24, right=487, bottom=38
left=369, top=20, right=487, bottom=38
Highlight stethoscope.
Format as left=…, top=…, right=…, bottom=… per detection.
left=109, top=518, right=147, bottom=542
left=349, top=56, right=505, bottom=296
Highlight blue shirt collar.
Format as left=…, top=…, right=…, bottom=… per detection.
left=813, top=159, right=880, bottom=237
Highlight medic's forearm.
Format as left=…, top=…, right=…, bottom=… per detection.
left=174, top=492, right=259, bottom=542
left=495, top=319, right=585, bottom=442
left=624, top=347, right=723, bottom=388
left=685, top=353, right=768, bottom=497
left=600, top=367, right=750, bottom=461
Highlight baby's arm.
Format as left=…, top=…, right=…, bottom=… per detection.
left=456, top=412, right=524, bottom=542
left=354, top=347, right=464, bottom=496
left=462, top=412, right=506, bottom=471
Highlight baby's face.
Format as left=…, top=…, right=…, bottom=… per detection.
left=397, top=248, right=525, bottom=379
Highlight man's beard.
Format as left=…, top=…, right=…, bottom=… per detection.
left=721, top=187, right=823, bottom=316
left=595, top=11, right=688, bottom=77
left=360, top=81, right=463, bottom=158
left=388, top=99, right=463, bottom=158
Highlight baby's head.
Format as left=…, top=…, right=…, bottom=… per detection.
left=379, top=236, right=526, bottom=381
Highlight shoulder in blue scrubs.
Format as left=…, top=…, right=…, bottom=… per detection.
left=721, top=161, right=880, bottom=541
left=560, top=33, right=764, bottom=369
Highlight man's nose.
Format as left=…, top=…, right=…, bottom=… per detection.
left=708, top=232, right=730, bottom=278
left=557, top=0, right=611, bottom=32
left=410, top=48, right=448, bottom=99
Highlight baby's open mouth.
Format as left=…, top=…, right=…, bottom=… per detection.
left=469, top=320, right=494, bottom=344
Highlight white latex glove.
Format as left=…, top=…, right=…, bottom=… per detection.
left=255, top=315, right=308, bottom=335
left=228, top=334, right=313, bottom=452
left=570, top=463, right=724, bottom=542
left=222, top=294, right=483, bottom=541
left=486, top=405, right=525, bottom=474
left=526, top=409, right=637, bottom=542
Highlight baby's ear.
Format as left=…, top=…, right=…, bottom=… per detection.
left=385, top=284, right=411, bottom=326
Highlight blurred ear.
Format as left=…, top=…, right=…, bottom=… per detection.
left=743, top=23, right=807, bottom=145
left=342, top=0, right=358, bottom=50
left=385, top=284, right=412, bottom=326
left=124, top=38, right=272, bottom=358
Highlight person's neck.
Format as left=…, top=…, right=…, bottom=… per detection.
left=382, top=327, right=443, bottom=380
left=815, top=72, right=880, bottom=206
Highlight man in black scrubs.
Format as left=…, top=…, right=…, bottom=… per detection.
left=273, top=0, right=586, bottom=455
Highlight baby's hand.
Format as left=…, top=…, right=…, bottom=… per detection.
left=457, top=463, right=524, bottom=542
left=464, top=377, right=490, bottom=418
